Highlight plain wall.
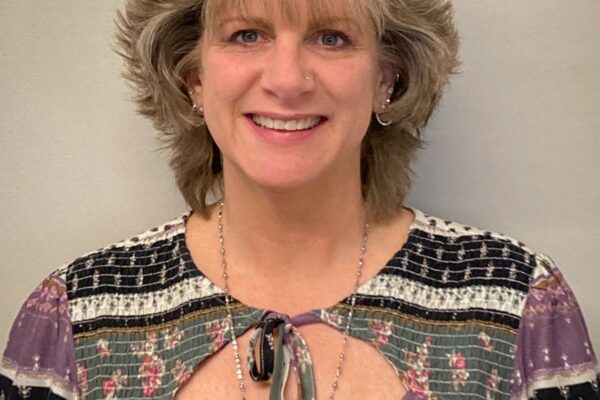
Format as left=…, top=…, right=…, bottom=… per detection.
left=1, top=1, right=599, bottom=354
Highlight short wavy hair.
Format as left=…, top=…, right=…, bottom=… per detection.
left=115, top=0, right=459, bottom=222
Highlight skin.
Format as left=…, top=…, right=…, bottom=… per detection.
left=182, top=0, right=412, bottom=398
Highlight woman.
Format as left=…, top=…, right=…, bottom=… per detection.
left=1, top=0, right=597, bottom=399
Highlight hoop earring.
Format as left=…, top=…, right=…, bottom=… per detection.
left=375, top=113, right=392, bottom=126
left=374, top=82, right=395, bottom=127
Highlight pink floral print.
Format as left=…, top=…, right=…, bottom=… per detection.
left=368, top=320, right=393, bottom=349
left=485, top=368, right=499, bottom=400
left=131, top=332, right=166, bottom=397
left=77, top=363, right=88, bottom=399
left=171, top=359, right=193, bottom=387
left=139, top=354, right=165, bottom=397
left=206, top=319, right=228, bottom=352
left=102, top=369, right=127, bottom=400
left=163, top=326, right=184, bottom=350
left=478, top=331, right=495, bottom=352
left=96, top=338, right=112, bottom=358
left=447, top=349, right=469, bottom=390
left=404, top=336, right=434, bottom=399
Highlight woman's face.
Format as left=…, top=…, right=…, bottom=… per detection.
left=189, top=0, right=393, bottom=191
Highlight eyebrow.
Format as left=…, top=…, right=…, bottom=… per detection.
left=307, top=16, right=362, bottom=33
left=216, top=16, right=274, bottom=32
left=215, top=15, right=363, bottom=34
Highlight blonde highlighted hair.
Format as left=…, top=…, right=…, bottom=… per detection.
left=115, top=0, right=459, bottom=222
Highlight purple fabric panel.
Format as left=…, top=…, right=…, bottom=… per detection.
left=2, top=273, right=78, bottom=394
left=402, top=390, right=421, bottom=400
left=512, top=265, right=597, bottom=397
left=290, top=311, right=321, bottom=326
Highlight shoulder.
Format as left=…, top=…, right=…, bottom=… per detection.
left=66, top=211, right=190, bottom=276
left=0, top=212, right=205, bottom=398
left=406, top=207, right=599, bottom=399
left=360, top=207, right=548, bottom=332
left=5, top=211, right=191, bottom=350
left=406, top=207, right=581, bottom=294
left=404, top=207, right=586, bottom=316
left=61, top=211, right=224, bottom=328
left=61, top=212, right=189, bottom=303
left=404, top=206, right=541, bottom=289
left=1, top=265, right=75, bottom=398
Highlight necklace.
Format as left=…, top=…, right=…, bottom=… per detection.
left=217, top=202, right=369, bottom=400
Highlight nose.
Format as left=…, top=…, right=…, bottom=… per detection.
left=260, top=36, right=313, bottom=103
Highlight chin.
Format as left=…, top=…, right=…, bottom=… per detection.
left=249, top=174, right=315, bottom=192
left=242, top=164, right=322, bottom=192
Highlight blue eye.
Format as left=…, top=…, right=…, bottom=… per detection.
left=318, top=31, right=349, bottom=47
left=234, top=30, right=261, bottom=43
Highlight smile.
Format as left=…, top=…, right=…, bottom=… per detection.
left=250, top=114, right=324, bottom=131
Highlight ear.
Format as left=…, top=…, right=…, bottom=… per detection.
left=185, top=68, right=203, bottom=106
left=373, top=64, right=396, bottom=113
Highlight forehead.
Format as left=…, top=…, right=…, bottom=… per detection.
left=202, top=0, right=380, bottom=33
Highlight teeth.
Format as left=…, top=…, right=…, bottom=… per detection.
left=252, top=115, right=321, bottom=131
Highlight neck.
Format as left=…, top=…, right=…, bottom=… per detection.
left=218, top=165, right=367, bottom=276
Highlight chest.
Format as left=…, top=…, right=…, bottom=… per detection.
left=72, top=292, right=520, bottom=400
left=175, top=323, right=407, bottom=400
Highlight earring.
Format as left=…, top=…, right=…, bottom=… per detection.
left=375, top=112, right=392, bottom=126
left=192, top=103, right=204, bottom=117
left=375, top=87, right=394, bottom=126
left=188, top=88, right=204, bottom=117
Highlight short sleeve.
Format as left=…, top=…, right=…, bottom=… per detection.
left=512, top=253, right=600, bottom=400
left=0, top=272, right=79, bottom=400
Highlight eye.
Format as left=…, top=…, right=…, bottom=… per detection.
left=232, top=30, right=263, bottom=44
left=316, top=31, right=350, bottom=48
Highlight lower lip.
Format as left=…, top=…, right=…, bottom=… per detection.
left=246, top=115, right=324, bottom=145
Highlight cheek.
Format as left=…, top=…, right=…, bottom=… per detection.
left=201, top=53, right=254, bottom=112
left=320, top=58, right=378, bottom=112
left=200, top=58, right=238, bottom=149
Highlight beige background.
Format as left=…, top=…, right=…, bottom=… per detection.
left=1, top=1, right=599, bottom=355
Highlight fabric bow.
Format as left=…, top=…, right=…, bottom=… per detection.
left=247, top=311, right=321, bottom=400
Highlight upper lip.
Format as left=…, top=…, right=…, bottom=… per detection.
left=246, top=112, right=327, bottom=121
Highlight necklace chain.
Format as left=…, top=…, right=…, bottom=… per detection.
left=217, top=202, right=369, bottom=400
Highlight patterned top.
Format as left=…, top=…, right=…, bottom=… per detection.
left=1, top=207, right=598, bottom=400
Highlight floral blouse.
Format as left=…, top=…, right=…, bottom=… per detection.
left=1, top=207, right=598, bottom=399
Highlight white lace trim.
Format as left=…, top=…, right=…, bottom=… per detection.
left=0, top=362, right=77, bottom=400
left=69, top=275, right=224, bottom=322
left=359, top=273, right=527, bottom=316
